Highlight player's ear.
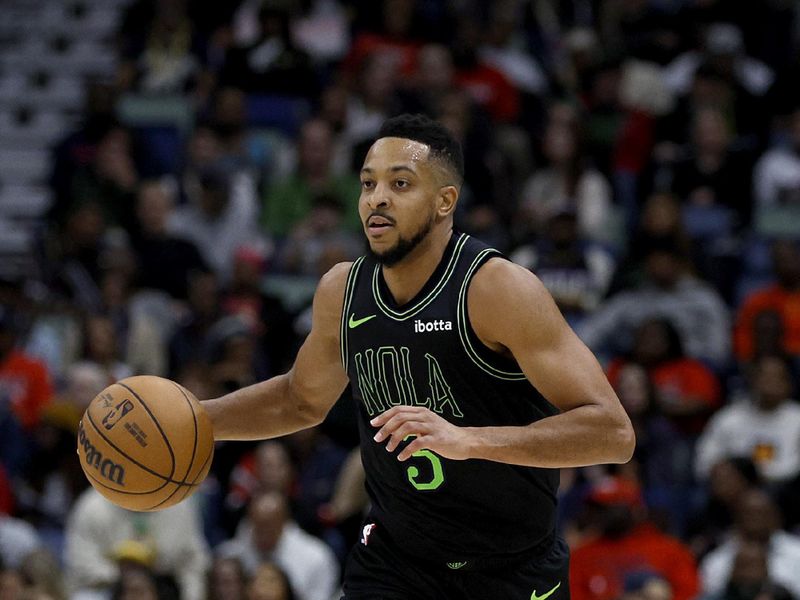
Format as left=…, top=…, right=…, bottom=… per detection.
left=436, top=185, right=458, bottom=218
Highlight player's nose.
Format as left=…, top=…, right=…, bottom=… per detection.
left=366, top=182, right=391, bottom=209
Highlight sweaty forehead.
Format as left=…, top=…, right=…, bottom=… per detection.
left=364, top=137, right=431, bottom=169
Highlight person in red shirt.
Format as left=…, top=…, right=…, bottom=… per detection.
left=0, top=305, right=53, bottom=431
left=607, top=318, right=721, bottom=436
left=570, top=476, right=700, bottom=600
left=735, top=240, right=800, bottom=362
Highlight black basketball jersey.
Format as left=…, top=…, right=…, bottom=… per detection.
left=340, top=232, right=560, bottom=564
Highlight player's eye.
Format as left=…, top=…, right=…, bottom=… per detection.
left=361, top=180, right=374, bottom=190
left=394, top=179, right=409, bottom=189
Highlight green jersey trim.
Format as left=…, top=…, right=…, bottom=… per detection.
left=371, top=233, right=469, bottom=321
left=457, top=249, right=527, bottom=380
left=340, top=256, right=365, bottom=369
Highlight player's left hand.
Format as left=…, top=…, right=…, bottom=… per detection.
left=370, top=406, right=472, bottom=461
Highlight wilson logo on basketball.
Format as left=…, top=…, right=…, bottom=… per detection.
left=102, top=399, right=134, bottom=430
left=78, top=422, right=126, bottom=485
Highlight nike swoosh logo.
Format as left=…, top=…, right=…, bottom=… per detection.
left=531, top=582, right=561, bottom=600
left=348, top=313, right=376, bottom=329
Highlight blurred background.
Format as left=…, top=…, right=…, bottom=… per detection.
left=1, top=0, right=800, bottom=599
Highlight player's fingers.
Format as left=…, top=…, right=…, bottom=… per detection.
left=384, top=421, right=427, bottom=452
left=370, top=405, right=429, bottom=427
left=373, top=411, right=424, bottom=442
left=397, top=437, right=429, bottom=461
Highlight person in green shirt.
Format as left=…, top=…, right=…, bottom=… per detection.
left=261, top=118, right=361, bottom=237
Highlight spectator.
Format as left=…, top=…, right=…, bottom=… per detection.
left=18, top=549, right=67, bottom=600
left=510, top=210, right=616, bottom=327
left=129, top=180, right=208, bottom=300
left=205, top=315, right=266, bottom=395
left=607, top=318, right=722, bottom=435
left=222, top=244, right=293, bottom=374
left=64, top=488, right=210, bottom=600
left=663, top=22, right=774, bottom=98
left=398, top=44, right=456, bottom=117
left=282, top=427, right=350, bottom=541
left=206, top=87, right=276, bottom=183
left=612, top=364, right=679, bottom=496
left=277, top=194, right=363, bottom=278
left=110, top=562, right=180, bottom=600
left=0, top=508, right=41, bottom=570
left=753, top=107, right=800, bottom=208
left=168, top=163, right=262, bottom=284
left=167, top=270, right=221, bottom=377
left=117, top=0, right=212, bottom=98
left=13, top=402, right=89, bottom=542
left=207, top=556, right=247, bottom=600
left=700, top=488, right=800, bottom=599
left=262, top=118, right=361, bottom=238
left=0, top=305, right=54, bottom=432
left=80, top=313, right=133, bottom=385
left=246, top=562, right=297, bottom=600
left=224, top=441, right=294, bottom=530
left=705, top=540, right=795, bottom=600
left=478, top=2, right=549, bottom=97
left=686, top=457, right=762, bottom=559
left=695, top=355, right=800, bottom=485
left=340, top=0, right=421, bottom=83
left=63, top=126, right=140, bottom=234
left=342, top=52, right=402, bottom=164
left=219, top=6, right=317, bottom=97
left=451, top=15, right=521, bottom=124
left=517, top=106, right=614, bottom=244
left=578, top=240, right=731, bottom=368
left=668, top=106, right=755, bottom=229
left=569, top=476, right=700, bottom=600
left=734, top=240, right=800, bottom=364
left=216, top=491, right=338, bottom=600
left=608, top=192, right=694, bottom=296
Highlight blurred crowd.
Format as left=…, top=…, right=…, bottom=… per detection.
left=2, top=0, right=800, bottom=599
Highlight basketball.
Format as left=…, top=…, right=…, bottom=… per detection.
left=77, top=375, right=215, bottom=512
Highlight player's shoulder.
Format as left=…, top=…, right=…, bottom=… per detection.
left=317, top=261, right=354, bottom=293
left=313, top=261, right=355, bottom=315
left=470, top=256, right=549, bottom=303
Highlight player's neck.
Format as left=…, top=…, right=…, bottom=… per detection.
left=381, top=226, right=453, bottom=306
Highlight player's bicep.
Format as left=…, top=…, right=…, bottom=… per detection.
left=287, top=265, right=350, bottom=413
left=469, top=261, right=618, bottom=412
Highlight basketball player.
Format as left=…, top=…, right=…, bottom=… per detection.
left=203, top=114, right=635, bottom=599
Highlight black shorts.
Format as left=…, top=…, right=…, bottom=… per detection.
left=341, top=521, right=570, bottom=600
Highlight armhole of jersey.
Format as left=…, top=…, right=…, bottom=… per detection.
left=340, top=256, right=365, bottom=370
left=456, top=250, right=527, bottom=380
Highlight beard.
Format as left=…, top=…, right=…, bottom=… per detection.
left=368, top=215, right=435, bottom=267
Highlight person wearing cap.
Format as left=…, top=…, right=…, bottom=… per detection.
left=569, top=475, right=699, bottom=600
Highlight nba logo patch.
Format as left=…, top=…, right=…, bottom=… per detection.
left=361, top=523, right=376, bottom=546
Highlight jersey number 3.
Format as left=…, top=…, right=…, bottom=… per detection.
left=405, top=435, right=444, bottom=491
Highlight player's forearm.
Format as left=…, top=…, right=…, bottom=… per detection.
left=465, top=404, right=635, bottom=468
left=202, top=374, right=325, bottom=441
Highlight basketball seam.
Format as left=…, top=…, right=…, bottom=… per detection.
left=116, top=381, right=177, bottom=481
left=84, top=467, right=172, bottom=496
left=169, top=446, right=213, bottom=510
left=144, top=382, right=202, bottom=511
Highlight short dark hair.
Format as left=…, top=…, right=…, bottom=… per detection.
left=377, top=113, right=464, bottom=185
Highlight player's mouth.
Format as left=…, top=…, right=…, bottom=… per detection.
left=367, top=215, right=395, bottom=235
